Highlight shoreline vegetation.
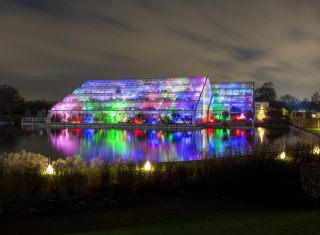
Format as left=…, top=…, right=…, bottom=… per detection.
left=1, top=144, right=320, bottom=218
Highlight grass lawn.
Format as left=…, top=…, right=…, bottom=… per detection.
left=2, top=197, right=320, bottom=235
left=61, top=209, right=320, bottom=235
left=304, top=128, right=320, bottom=137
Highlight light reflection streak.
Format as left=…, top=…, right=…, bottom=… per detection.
left=49, top=128, right=254, bottom=163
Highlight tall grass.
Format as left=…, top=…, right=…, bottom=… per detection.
left=0, top=145, right=319, bottom=215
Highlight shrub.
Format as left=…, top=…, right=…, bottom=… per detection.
left=0, top=144, right=319, bottom=215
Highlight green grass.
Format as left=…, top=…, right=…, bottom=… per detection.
left=304, top=128, right=320, bottom=137
left=61, top=209, right=320, bottom=235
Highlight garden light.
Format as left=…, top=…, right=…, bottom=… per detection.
left=279, top=151, right=286, bottom=160
left=46, top=163, right=54, bottom=175
left=313, top=146, right=320, bottom=155
left=46, top=157, right=54, bottom=175
left=144, top=160, right=151, bottom=171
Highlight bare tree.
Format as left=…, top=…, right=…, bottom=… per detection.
left=311, top=91, right=320, bottom=104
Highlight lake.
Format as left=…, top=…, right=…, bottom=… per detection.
left=0, top=125, right=314, bottom=164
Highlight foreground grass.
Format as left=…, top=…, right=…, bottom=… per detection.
left=62, top=209, right=320, bottom=235
left=2, top=197, right=320, bottom=235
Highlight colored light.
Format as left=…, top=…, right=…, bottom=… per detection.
left=48, top=77, right=212, bottom=125
left=209, top=82, right=254, bottom=123
left=235, top=129, right=241, bottom=136
left=49, top=128, right=255, bottom=163
left=49, top=80, right=254, bottom=126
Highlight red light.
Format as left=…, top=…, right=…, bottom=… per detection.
left=133, top=129, right=141, bottom=136
left=209, top=117, right=215, bottom=123
left=72, top=128, right=82, bottom=134
left=133, top=119, right=140, bottom=124
left=235, top=113, right=246, bottom=121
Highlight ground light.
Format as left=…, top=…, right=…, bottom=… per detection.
left=46, top=158, right=54, bottom=175
left=279, top=151, right=286, bottom=160
left=144, top=160, right=152, bottom=171
left=313, top=146, right=320, bottom=155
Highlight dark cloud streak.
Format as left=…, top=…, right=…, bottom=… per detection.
left=0, top=0, right=320, bottom=100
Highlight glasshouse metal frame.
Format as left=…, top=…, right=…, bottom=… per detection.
left=48, top=78, right=254, bottom=126
left=48, top=77, right=212, bottom=125
left=208, top=82, right=255, bottom=124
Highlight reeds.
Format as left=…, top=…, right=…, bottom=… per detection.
left=0, top=144, right=319, bottom=215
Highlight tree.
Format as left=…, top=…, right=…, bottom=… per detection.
left=298, top=98, right=310, bottom=110
left=25, top=100, right=53, bottom=116
left=311, top=91, right=320, bottom=104
left=255, top=82, right=276, bottom=102
left=0, top=84, right=24, bottom=115
left=279, top=94, right=299, bottom=106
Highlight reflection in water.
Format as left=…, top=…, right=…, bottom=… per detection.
left=257, top=127, right=265, bottom=144
left=49, top=128, right=255, bottom=163
left=2, top=126, right=314, bottom=164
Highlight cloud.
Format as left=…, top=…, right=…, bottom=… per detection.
left=11, top=0, right=63, bottom=16
left=232, top=47, right=266, bottom=62
left=0, top=0, right=320, bottom=100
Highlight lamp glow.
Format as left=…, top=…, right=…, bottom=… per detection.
left=257, top=109, right=266, bottom=121
left=279, top=151, right=286, bottom=160
left=144, top=160, right=151, bottom=171
left=46, top=164, right=54, bottom=175
left=313, top=146, right=320, bottom=155
left=257, top=127, right=265, bottom=144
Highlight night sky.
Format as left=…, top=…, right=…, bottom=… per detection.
left=1, top=0, right=320, bottom=101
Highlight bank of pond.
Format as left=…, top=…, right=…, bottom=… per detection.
left=1, top=144, right=320, bottom=216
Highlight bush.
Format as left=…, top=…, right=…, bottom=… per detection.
left=0, top=145, right=319, bottom=216
left=301, top=162, right=320, bottom=206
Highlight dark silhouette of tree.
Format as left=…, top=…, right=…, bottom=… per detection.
left=298, top=98, right=311, bottom=111
left=311, top=91, right=320, bottom=104
left=255, top=82, right=276, bottom=102
left=0, top=84, right=24, bottom=115
left=25, top=100, right=54, bottom=117
left=279, top=94, right=299, bottom=106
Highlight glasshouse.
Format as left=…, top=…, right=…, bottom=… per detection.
left=48, top=77, right=212, bottom=125
left=208, top=82, right=255, bottom=123
left=48, top=78, right=254, bottom=125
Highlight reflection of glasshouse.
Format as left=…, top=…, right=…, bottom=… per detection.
left=48, top=78, right=254, bottom=125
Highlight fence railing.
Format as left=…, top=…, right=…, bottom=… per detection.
left=21, top=117, right=47, bottom=123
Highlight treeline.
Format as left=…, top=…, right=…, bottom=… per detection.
left=255, top=82, right=320, bottom=112
left=0, top=84, right=55, bottom=122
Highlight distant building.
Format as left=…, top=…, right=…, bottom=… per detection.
left=290, top=110, right=320, bottom=128
left=290, top=111, right=316, bottom=119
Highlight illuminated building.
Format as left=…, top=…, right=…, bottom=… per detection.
left=48, top=78, right=254, bottom=125
left=48, top=77, right=212, bottom=125
left=208, top=82, right=254, bottom=123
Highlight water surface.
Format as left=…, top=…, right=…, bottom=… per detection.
left=0, top=125, right=314, bottom=163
